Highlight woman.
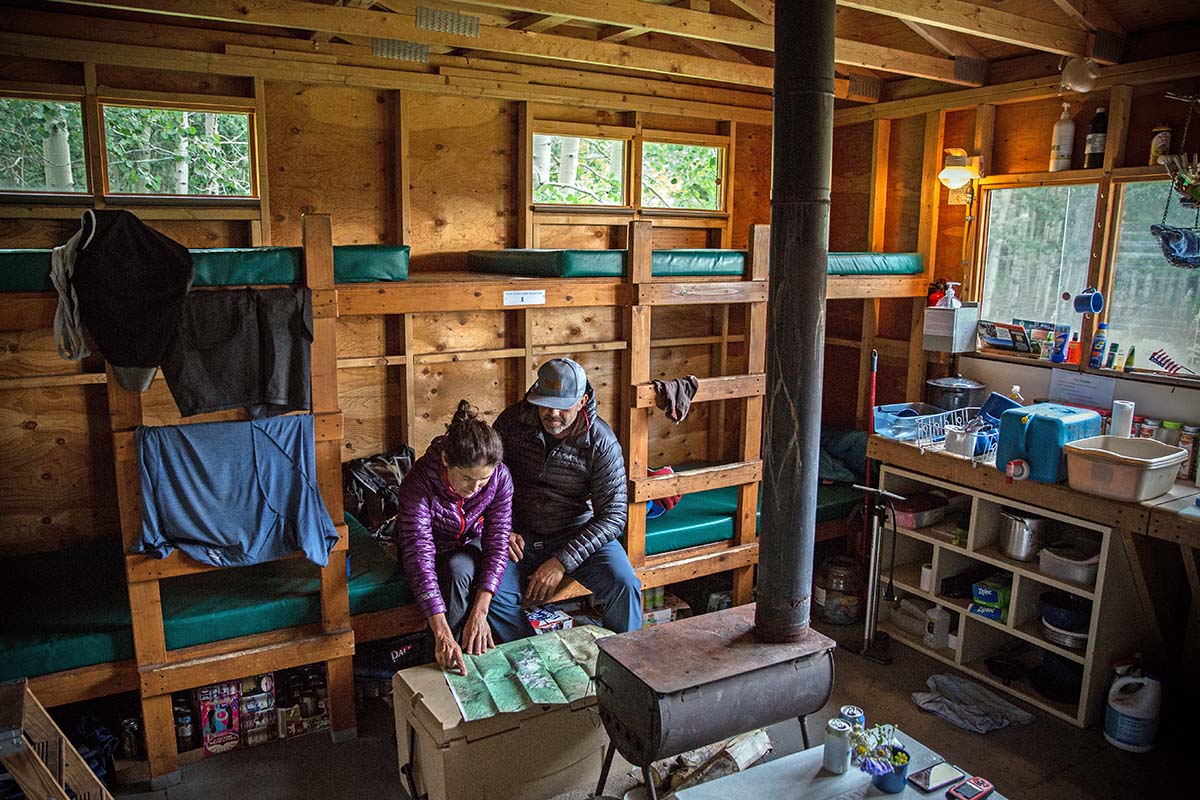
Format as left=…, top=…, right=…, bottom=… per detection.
left=395, top=400, right=512, bottom=675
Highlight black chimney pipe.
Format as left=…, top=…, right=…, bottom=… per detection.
left=755, top=0, right=835, bottom=643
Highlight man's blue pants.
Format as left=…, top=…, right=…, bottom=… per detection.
left=488, top=539, right=643, bottom=641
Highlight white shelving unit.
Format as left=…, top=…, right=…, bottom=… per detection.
left=876, top=466, right=1149, bottom=727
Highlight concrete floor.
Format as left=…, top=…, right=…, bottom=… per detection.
left=114, top=622, right=1181, bottom=800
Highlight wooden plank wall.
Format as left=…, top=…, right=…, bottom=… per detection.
left=0, top=55, right=772, bottom=557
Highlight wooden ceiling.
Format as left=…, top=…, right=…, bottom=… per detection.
left=8, top=0, right=1199, bottom=107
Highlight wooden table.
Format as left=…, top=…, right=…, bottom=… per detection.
left=676, top=731, right=1007, bottom=800
left=867, top=435, right=1200, bottom=683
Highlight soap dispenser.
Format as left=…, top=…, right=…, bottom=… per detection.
left=1049, top=102, right=1074, bottom=172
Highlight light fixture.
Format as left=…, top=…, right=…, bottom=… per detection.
left=1059, top=57, right=1098, bottom=94
left=937, top=148, right=979, bottom=191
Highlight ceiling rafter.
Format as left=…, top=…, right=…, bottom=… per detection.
left=597, top=0, right=709, bottom=45
left=901, top=20, right=983, bottom=60
left=48, top=0, right=980, bottom=86
left=508, top=13, right=574, bottom=33
left=1051, top=0, right=1126, bottom=36
left=725, top=0, right=772, bottom=24
left=836, top=0, right=1106, bottom=62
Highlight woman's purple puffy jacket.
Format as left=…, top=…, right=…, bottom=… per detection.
left=394, top=437, right=513, bottom=620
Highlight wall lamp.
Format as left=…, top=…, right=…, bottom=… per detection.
left=938, top=148, right=982, bottom=206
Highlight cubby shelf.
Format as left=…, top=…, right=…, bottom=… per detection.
left=876, top=465, right=1148, bottom=728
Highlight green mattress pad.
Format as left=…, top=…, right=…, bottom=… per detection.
left=467, top=249, right=923, bottom=279
left=0, top=244, right=408, bottom=292
left=644, top=482, right=862, bottom=556
left=0, top=515, right=410, bottom=682
left=467, top=248, right=746, bottom=278
left=827, top=252, right=923, bottom=276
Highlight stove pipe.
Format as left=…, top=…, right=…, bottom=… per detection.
left=755, top=0, right=835, bottom=643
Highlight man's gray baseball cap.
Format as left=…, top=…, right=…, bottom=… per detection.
left=527, top=358, right=587, bottom=410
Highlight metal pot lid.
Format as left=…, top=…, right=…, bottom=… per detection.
left=926, top=374, right=985, bottom=390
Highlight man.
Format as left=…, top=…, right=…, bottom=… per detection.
left=488, top=357, right=642, bottom=640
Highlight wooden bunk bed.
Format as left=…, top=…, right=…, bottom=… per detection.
left=0, top=216, right=900, bottom=785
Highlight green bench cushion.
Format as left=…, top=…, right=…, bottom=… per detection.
left=0, top=515, right=410, bottom=681
left=644, top=483, right=862, bottom=556
left=827, top=252, right=923, bottom=276
left=467, top=249, right=746, bottom=278
left=0, top=245, right=409, bottom=292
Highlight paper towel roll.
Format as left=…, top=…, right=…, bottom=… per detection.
left=1112, top=400, right=1135, bottom=438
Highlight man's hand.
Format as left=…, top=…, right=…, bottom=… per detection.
left=461, top=592, right=495, bottom=656
left=429, top=613, right=467, bottom=676
left=508, top=532, right=524, bottom=563
left=525, top=556, right=566, bottom=604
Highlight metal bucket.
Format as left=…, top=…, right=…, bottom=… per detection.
left=999, top=511, right=1050, bottom=561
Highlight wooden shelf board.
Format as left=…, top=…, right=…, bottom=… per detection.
left=879, top=621, right=957, bottom=666
left=888, top=562, right=932, bottom=601
left=893, top=522, right=963, bottom=549
left=974, top=545, right=1096, bottom=600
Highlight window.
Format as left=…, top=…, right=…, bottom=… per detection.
left=1106, top=180, right=1200, bottom=374
left=532, top=133, right=626, bottom=206
left=0, top=97, right=88, bottom=193
left=101, top=104, right=254, bottom=197
left=641, top=141, right=723, bottom=211
left=980, top=183, right=1099, bottom=334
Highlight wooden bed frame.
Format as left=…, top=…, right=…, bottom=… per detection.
left=6, top=216, right=911, bottom=785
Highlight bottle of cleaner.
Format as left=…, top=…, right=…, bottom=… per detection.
left=1084, top=107, right=1109, bottom=169
left=1088, top=322, right=1108, bottom=368
left=1049, top=102, right=1075, bottom=171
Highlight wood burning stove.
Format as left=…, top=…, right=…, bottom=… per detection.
left=593, top=605, right=835, bottom=799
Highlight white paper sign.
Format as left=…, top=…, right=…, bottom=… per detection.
left=1048, top=369, right=1116, bottom=409
left=503, top=289, right=546, bottom=307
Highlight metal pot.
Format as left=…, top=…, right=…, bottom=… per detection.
left=925, top=374, right=987, bottom=411
left=999, top=511, right=1050, bottom=561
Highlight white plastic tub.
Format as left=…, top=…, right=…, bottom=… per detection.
left=1064, top=435, right=1187, bottom=502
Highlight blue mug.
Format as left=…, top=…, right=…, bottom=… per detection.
left=1073, top=287, right=1104, bottom=314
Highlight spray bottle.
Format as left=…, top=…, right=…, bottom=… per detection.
left=1049, top=102, right=1075, bottom=172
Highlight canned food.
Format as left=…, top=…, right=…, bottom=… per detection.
left=1140, top=419, right=1161, bottom=439
left=1150, top=124, right=1171, bottom=165
left=822, top=718, right=853, bottom=774
left=120, top=717, right=142, bottom=759
left=1180, top=426, right=1199, bottom=482
left=838, top=704, right=865, bottom=727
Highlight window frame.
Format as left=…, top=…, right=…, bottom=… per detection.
left=0, top=89, right=91, bottom=199
left=638, top=131, right=729, bottom=214
left=530, top=122, right=635, bottom=211
left=96, top=95, right=260, bottom=201
left=972, top=169, right=1200, bottom=389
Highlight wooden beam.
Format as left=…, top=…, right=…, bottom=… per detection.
left=727, top=0, right=773, bottom=24
left=837, top=0, right=1093, bottom=60
left=631, top=460, right=763, bottom=502
left=902, top=20, right=984, bottom=60
left=834, top=50, right=1200, bottom=126
left=908, top=110, right=943, bottom=401
left=48, top=0, right=776, bottom=88
left=508, top=13, right=573, bottom=32
left=834, top=37, right=977, bottom=86
left=633, top=373, right=765, bottom=408
left=1051, top=0, right=1125, bottom=35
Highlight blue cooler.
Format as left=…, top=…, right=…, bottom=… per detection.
left=996, top=403, right=1101, bottom=483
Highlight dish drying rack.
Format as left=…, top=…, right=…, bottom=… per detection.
left=913, top=406, right=998, bottom=466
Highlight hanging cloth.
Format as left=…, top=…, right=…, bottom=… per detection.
left=71, top=210, right=193, bottom=391
left=1151, top=224, right=1200, bottom=269
left=49, top=209, right=96, bottom=361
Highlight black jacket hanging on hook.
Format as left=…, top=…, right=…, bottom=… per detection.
left=71, top=210, right=194, bottom=389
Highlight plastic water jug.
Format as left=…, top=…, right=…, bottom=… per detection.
left=996, top=403, right=1101, bottom=483
left=1103, top=673, right=1161, bottom=752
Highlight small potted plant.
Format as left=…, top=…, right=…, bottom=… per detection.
left=850, top=723, right=911, bottom=793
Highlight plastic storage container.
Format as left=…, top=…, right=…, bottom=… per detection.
left=1064, top=435, right=1187, bottom=502
left=1040, top=542, right=1101, bottom=586
left=890, top=493, right=949, bottom=529
left=873, top=402, right=946, bottom=442
left=996, top=403, right=1102, bottom=484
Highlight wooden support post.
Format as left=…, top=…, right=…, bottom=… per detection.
left=401, top=314, right=418, bottom=445
left=1182, top=544, right=1200, bottom=683
left=708, top=305, right=730, bottom=463
left=623, top=220, right=652, bottom=570
left=251, top=76, right=272, bottom=246
left=963, top=104, right=994, bottom=301
left=721, top=120, right=736, bottom=249
left=908, top=109, right=944, bottom=401
left=517, top=102, right=534, bottom=248
left=732, top=224, right=769, bottom=606
left=858, top=117, right=889, bottom=427
left=302, top=213, right=357, bottom=742
left=82, top=64, right=105, bottom=207
left=394, top=90, right=412, bottom=246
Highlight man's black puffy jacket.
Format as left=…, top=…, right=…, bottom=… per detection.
left=493, top=383, right=627, bottom=573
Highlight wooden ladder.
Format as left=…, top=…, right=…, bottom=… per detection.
left=0, top=679, right=114, bottom=800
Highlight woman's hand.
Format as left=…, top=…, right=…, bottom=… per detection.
left=461, top=592, right=495, bottom=656
left=429, top=613, right=466, bottom=676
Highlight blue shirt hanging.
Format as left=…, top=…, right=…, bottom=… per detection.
left=136, top=414, right=338, bottom=567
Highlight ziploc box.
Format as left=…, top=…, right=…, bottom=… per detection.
left=972, top=574, right=1012, bottom=608
left=526, top=604, right=574, bottom=634
left=996, top=403, right=1101, bottom=483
